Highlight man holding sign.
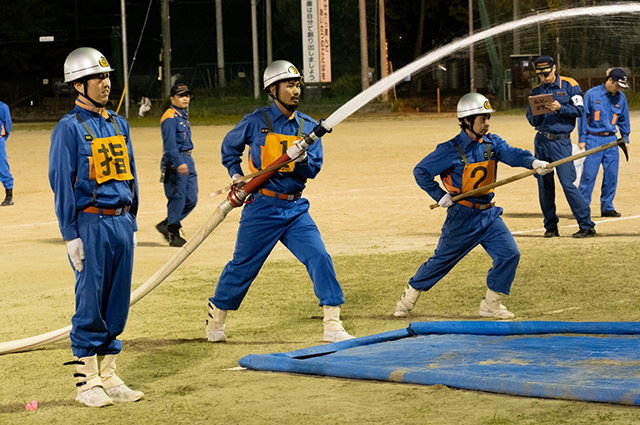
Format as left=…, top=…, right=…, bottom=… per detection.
left=393, top=93, right=550, bottom=320
left=49, top=48, right=142, bottom=407
left=526, top=55, right=596, bottom=238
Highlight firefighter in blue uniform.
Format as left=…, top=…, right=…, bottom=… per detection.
left=0, top=100, right=13, bottom=206
left=156, top=83, right=198, bottom=247
left=49, top=47, right=143, bottom=407
left=526, top=55, right=596, bottom=238
left=578, top=68, right=630, bottom=217
left=205, top=60, right=354, bottom=343
left=394, top=93, right=551, bottom=320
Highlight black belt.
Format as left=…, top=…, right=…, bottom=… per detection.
left=180, top=150, right=192, bottom=156
left=587, top=131, right=616, bottom=137
left=539, top=132, right=571, bottom=141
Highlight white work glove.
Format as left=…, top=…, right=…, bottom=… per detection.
left=286, top=142, right=307, bottom=162
left=133, top=232, right=138, bottom=249
left=231, top=173, right=245, bottom=190
left=438, top=193, right=454, bottom=208
left=66, top=238, right=85, bottom=273
left=532, top=159, right=552, bottom=175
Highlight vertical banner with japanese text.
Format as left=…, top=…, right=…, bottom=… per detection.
left=301, top=0, right=319, bottom=84
left=317, top=0, right=331, bottom=83
left=301, top=0, right=331, bottom=84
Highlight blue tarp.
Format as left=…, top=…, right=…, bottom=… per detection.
left=239, top=321, right=640, bottom=405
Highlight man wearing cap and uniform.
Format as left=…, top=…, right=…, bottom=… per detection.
left=49, top=47, right=143, bottom=407
left=205, top=60, right=354, bottom=343
left=526, top=55, right=596, bottom=238
left=156, top=83, right=198, bottom=247
left=394, top=93, right=551, bottom=320
left=577, top=68, right=630, bottom=217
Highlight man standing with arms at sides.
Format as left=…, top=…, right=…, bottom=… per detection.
left=394, top=93, right=551, bottom=320
left=526, top=55, right=596, bottom=238
left=49, top=47, right=143, bottom=407
left=205, top=60, right=354, bottom=343
left=578, top=68, right=630, bottom=217
left=156, top=83, right=198, bottom=247
left=0, top=99, right=13, bottom=206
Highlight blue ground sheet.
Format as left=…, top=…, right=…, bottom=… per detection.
left=239, top=321, right=640, bottom=405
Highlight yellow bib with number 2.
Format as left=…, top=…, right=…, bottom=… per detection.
left=90, top=135, right=134, bottom=184
left=461, top=160, right=496, bottom=195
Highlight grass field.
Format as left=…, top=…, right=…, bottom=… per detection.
left=1, top=111, right=639, bottom=424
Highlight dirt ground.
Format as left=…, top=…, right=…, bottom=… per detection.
left=1, top=112, right=639, bottom=422
left=1, top=113, right=637, bottom=297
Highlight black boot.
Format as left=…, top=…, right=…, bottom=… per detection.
left=168, top=224, right=186, bottom=247
left=156, top=218, right=170, bottom=241
left=1, top=188, right=13, bottom=206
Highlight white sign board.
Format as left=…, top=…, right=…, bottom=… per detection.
left=39, top=36, right=54, bottom=42
left=301, top=0, right=319, bottom=83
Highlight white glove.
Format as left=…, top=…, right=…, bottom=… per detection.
left=532, top=159, right=552, bottom=175
left=66, top=238, right=85, bottom=272
left=286, top=142, right=307, bottom=162
left=231, top=173, right=245, bottom=190
left=133, top=232, right=138, bottom=249
left=438, top=193, right=454, bottom=208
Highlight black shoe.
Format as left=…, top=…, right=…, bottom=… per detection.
left=1, top=188, right=13, bottom=206
left=572, top=228, right=596, bottom=238
left=156, top=219, right=170, bottom=242
left=601, top=210, right=621, bottom=218
left=169, top=231, right=187, bottom=247
left=544, top=228, right=559, bottom=238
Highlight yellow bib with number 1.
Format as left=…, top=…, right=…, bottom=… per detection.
left=260, top=132, right=300, bottom=173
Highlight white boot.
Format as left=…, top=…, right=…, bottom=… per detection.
left=479, top=288, right=515, bottom=319
left=205, top=302, right=227, bottom=342
left=394, top=284, right=422, bottom=317
left=323, top=305, right=355, bottom=342
left=66, top=355, right=113, bottom=407
left=98, top=354, right=144, bottom=402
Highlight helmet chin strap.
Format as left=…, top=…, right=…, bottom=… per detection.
left=269, top=83, right=299, bottom=113
left=461, top=116, right=483, bottom=140
left=75, top=80, right=106, bottom=109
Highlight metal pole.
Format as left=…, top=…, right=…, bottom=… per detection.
left=120, top=0, right=130, bottom=118
left=251, top=0, right=260, bottom=99
left=513, top=0, right=520, bottom=54
left=161, top=0, right=171, bottom=98
left=359, top=0, right=369, bottom=90
left=266, top=0, right=273, bottom=64
left=469, top=0, right=475, bottom=92
left=379, top=0, right=388, bottom=101
left=215, top=0, right=226, bottom=88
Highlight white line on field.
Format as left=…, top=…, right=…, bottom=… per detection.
left=511, top=214, right=640, bottom=235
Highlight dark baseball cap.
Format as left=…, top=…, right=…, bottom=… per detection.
left=607, top=68, right=628, bottom=88
left=534, top=55, right=555, bottom=75
left=170, top=83, right=192, bottom=96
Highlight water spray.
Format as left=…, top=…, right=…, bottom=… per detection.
left=3, top=4, right=640, bottom=355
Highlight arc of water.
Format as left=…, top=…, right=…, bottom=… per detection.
left=2, top=4, right=639, bottom=356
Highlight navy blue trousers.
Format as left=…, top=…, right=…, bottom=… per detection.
left=408, top=204, right=519, bottom=295
left=211, top=194, right=345, bottom=310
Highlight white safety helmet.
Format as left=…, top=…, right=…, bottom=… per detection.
left=64, top=47, right=114, bottom=83
left=457, top=92, right=494, bottom=119
left=263, top=60, right=302, bottom=90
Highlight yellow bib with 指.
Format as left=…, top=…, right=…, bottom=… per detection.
left=90, top=135, right=134, bottom=184
left=461, top=160, right=496, bottom=195
left=260, top=132, right=300, bottom=173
